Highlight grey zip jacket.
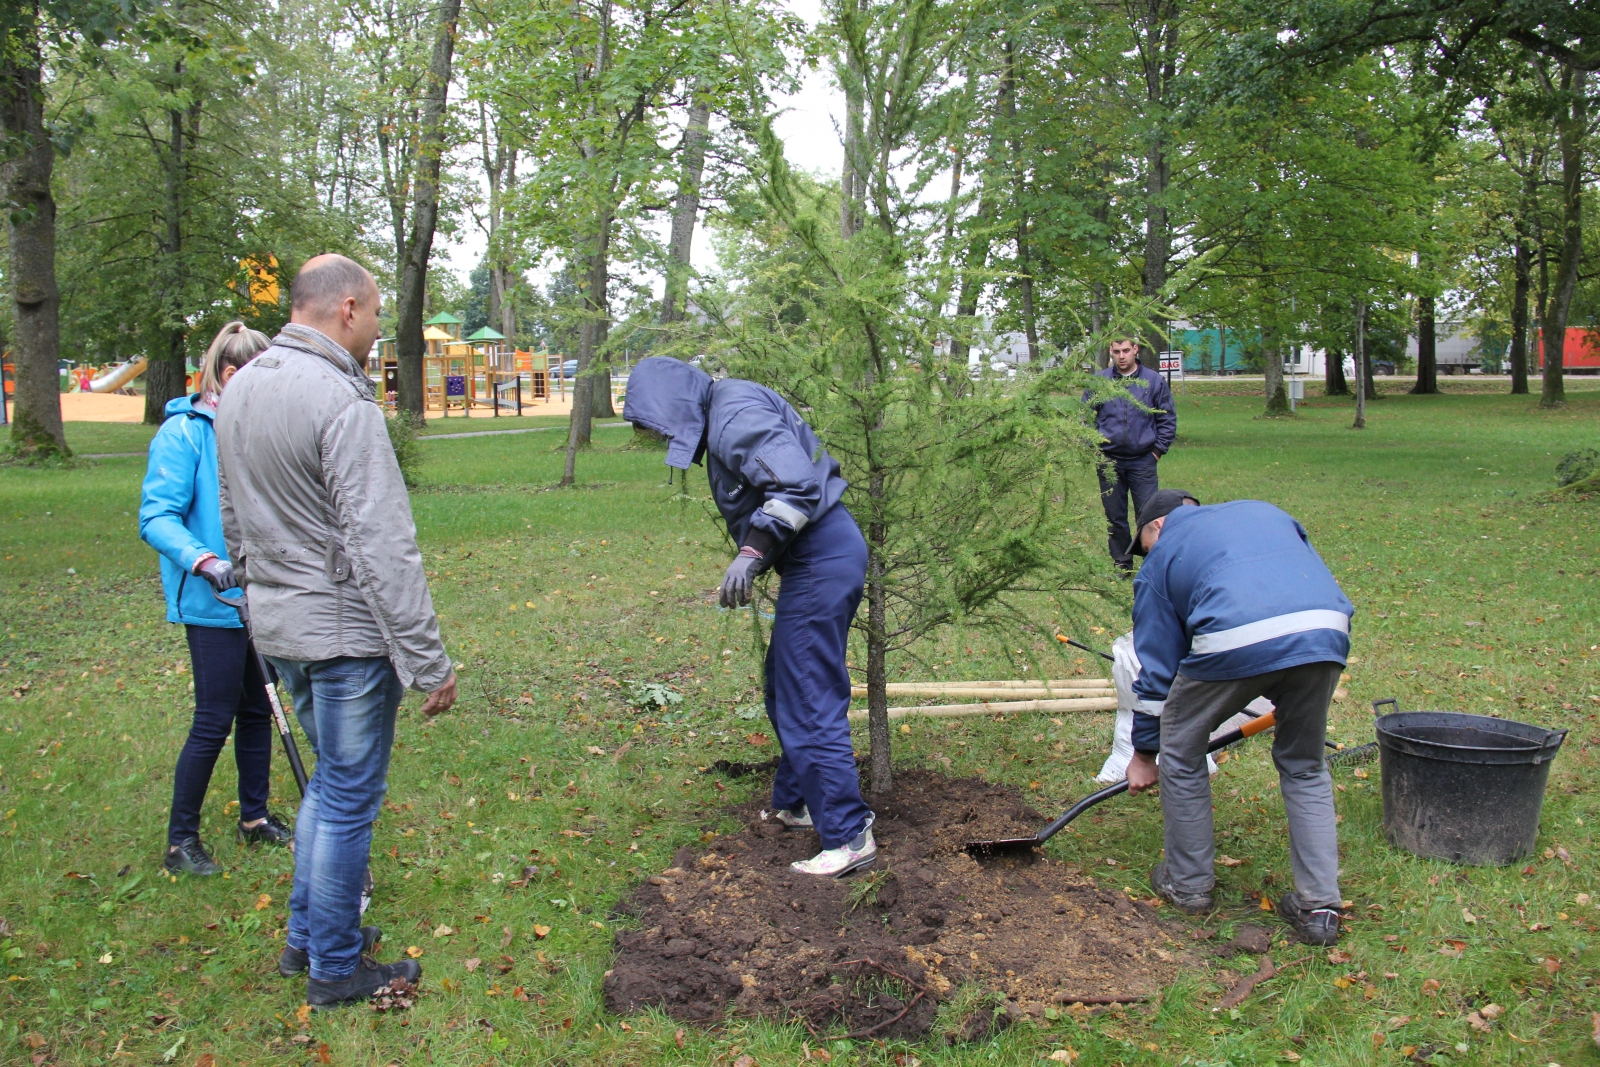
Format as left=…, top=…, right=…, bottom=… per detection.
left=214, top=324, right=451, bottom=691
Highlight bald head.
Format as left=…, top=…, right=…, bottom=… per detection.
left=290, top=254, right=382, bottom=362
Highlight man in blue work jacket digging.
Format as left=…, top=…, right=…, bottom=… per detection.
left=1124, top=490, right=1354, bottom=946
left=624, top=357, right=876, bottom=878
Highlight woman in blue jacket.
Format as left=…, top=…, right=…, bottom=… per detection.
left=141, top=322, right=289, bottom=875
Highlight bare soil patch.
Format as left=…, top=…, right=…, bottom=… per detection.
left=605, top=769, right=1193, bottom=1039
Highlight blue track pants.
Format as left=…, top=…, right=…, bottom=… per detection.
left=764, top=503, right=872, bottom=849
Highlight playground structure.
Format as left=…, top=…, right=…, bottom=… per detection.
left=369, top=311, right=623, bottom=417
left=87, top=357, right=149, bottom=393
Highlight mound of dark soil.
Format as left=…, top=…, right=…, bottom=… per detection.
left=605, top=769, right=1192, bottom=1039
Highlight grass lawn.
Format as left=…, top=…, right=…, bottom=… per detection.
left=2, top=385, right=1597, bottom=1066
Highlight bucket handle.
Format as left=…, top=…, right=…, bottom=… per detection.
left=1535, top=728, right=1570, bottom=764
left=1372, top=697, right=1399, bottom=718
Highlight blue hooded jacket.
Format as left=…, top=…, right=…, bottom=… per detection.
left=139, top=394, right=242, bottom=628
left=622, top=357, right=848, bottom=559
left=1129, top=500, right=1353, bottom=752
left=1089, top=363, right=1177, bottom=460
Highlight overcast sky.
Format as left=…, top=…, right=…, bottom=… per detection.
left=434, top=0, right=840, bottom=296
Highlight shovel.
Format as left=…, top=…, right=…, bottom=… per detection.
left=1056, top=634, right=1115, bottom=662
left=963, top=709, right=1279, bottom=858
left=215, top=588, right=308, bottom=796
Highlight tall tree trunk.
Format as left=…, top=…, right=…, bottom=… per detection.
left=839, top=26, right=864, bottom=241
left=1137, top=0, right=1178, bottom=365
left=1509, top=220, right=1531, bottom=395
left=481, top=102, right=506, bottom=333
left=395, top=0, right=463, bottom=420
left=1352, top=298, right=1367, bottom=429
left=1002, top=40, right=1037, bottom=363
left=1263, top=325, right=1288, bottom=415
left=1540, top=66, right=1585, bottom=409
left=1324, top=348, right=1348, bottom=396
left=1410, top=293, right=1438, bottom=394
left=661, top=95, right=710, bottom=323
left=561, top=206, right=613, bottom=485
left=145, top=92, right=190, bottom=423
left=500, top=152, right=518, bottom=342
left=866, top=476, right=890, bottom=796
left=949, top=58, right=1012, bottom=366
left=1, top=19, right=67, bottom=458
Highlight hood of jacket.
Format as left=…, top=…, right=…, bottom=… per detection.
left=164, top=393, right=212, bottom=422
left=623, top=356, right=713, bottom=469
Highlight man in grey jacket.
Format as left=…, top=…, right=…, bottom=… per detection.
left=216, top=254, right=456, bottom=1007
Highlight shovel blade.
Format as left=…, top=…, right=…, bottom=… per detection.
left=963, top=837, right=1041, bottom=859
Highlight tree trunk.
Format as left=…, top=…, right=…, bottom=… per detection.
left=561, top=206, right=613, bottom=485
left=949, top=59, right=1012, bottom=366
left=146, top=94, right=190, bottom=423
left=1324, top=348, right=1348, bottom=396
left=1509, top=221, right=1531, bottom=395
left=481, top=102, right=508, bottom=334
left=1540, top=66, right=1585, bottom=409
left=866, top=480, right=891, bottom=796
left=1410, top=293, right=1437, bottom=394
left=1138, top=1, right=1177, bottom=363
left=394, top=0, right=463, bottom=420
left=1263, top=327, right=1288, bottom=415
left=1002, top=40, right=1037, bottom=363
left=501, top=151, right=519, bottom=342
left=840, top=30, right=864, bottom=241
left=1352, top=298, right=1367, bottom=429
left=661, top=95, right=710, bottom=323
left=1, top=21, right=68, bottom=458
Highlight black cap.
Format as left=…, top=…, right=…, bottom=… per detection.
left=1132, top=489, right=1200, bottom=555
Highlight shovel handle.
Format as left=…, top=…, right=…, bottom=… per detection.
left=1056, top=634, right=1116, bottom=663
left=213, top=587, right=310, bottom=798
left=1031, top=710, right=1277, bottom=847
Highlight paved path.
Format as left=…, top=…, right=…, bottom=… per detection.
left=79, top=420, right=633, bottom=459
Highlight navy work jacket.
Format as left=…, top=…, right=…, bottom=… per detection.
left=622, top=357, right=848, bottom=560
left=1089, top=363, right=1177, bottom=460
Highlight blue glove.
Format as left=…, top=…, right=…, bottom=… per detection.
left=720, top=551, right=763, bottom=608
left=197, top=557, right=238, bottom=592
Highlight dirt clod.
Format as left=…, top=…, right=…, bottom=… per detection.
left=606, top=770, right=1190, bottom=1036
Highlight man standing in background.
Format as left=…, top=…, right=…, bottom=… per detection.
left=1090, top=338, right=1177, bottom=574
left=216, top=254, right=457, bottom=1007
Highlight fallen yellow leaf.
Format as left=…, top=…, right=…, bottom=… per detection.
left=433, top=924, right=454, bottom=938
left=405, top=946, right=424, bottom=959
left=255, top=893, right=272, bottom=911
left=533, top=925, right=552, bottom=939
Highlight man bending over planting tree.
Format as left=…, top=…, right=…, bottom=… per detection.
left=624, top=356, right=877, bottom=878
left=216, top=254, right=458, bottom=1007
left=1124, top=490, right=1354, bottom=946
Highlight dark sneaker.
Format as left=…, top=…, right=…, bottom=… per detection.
left=164, top=837, right=221, bottom=876
left=306, top=956, right=422, bottom=1009
left=1277, top=892, right=1341, bottom=946
left=238, top=813, right=294, bottom=847
left=279, top=926, right=382, bottom=978
left=1150, top=861, right=1213, bottom=914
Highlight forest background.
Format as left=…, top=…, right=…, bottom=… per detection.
left=1, top=0, right=1596, bottom=461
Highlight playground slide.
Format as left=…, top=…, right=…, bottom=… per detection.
left=89, top=357, right=148, bottom=393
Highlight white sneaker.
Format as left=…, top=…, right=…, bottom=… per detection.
left=760, top=805, right=813, bottom=829
left=791, top=815, right=876, bottom=877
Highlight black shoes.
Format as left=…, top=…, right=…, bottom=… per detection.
left=306, top=955, right=422, bottom=1009
left=164, top=837, right=221, bottom=876
left=1277, top=892, right=1341, bottom=946
left=279, top=926, right=382, bottom=978
left=1150, top=861, right=1214, bottom=915
left=238, top=813, right=294, bottom=847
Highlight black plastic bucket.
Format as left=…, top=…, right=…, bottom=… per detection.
left=1375, top=699, right=1567, bottom=866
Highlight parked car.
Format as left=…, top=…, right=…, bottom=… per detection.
left=557, top=359, right=578, bottom=379
left=1373, top=360, right=1396, bottom=376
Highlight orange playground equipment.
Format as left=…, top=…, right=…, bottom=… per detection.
left=369, top=312, right=576, bottom=417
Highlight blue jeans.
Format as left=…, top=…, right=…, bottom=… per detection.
left=267, top=655, right=403, bottom=981
left=169, top=624, right=273, bottom=845
left=1097, top=455, right=1161, bottom=568
left=765, top=504, right=872, bottom=849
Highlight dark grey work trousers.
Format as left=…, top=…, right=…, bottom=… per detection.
left=1159, top=662, right=1343, bottom=908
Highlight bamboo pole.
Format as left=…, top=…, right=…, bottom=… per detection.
left=847, top=696, right=1118, bottom=722
left=851, top=686, right=1114, bottom=701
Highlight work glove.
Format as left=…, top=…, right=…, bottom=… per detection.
left=196, top=557, right=238, bottom=593
left=720, top=550, right=764, bottom=608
